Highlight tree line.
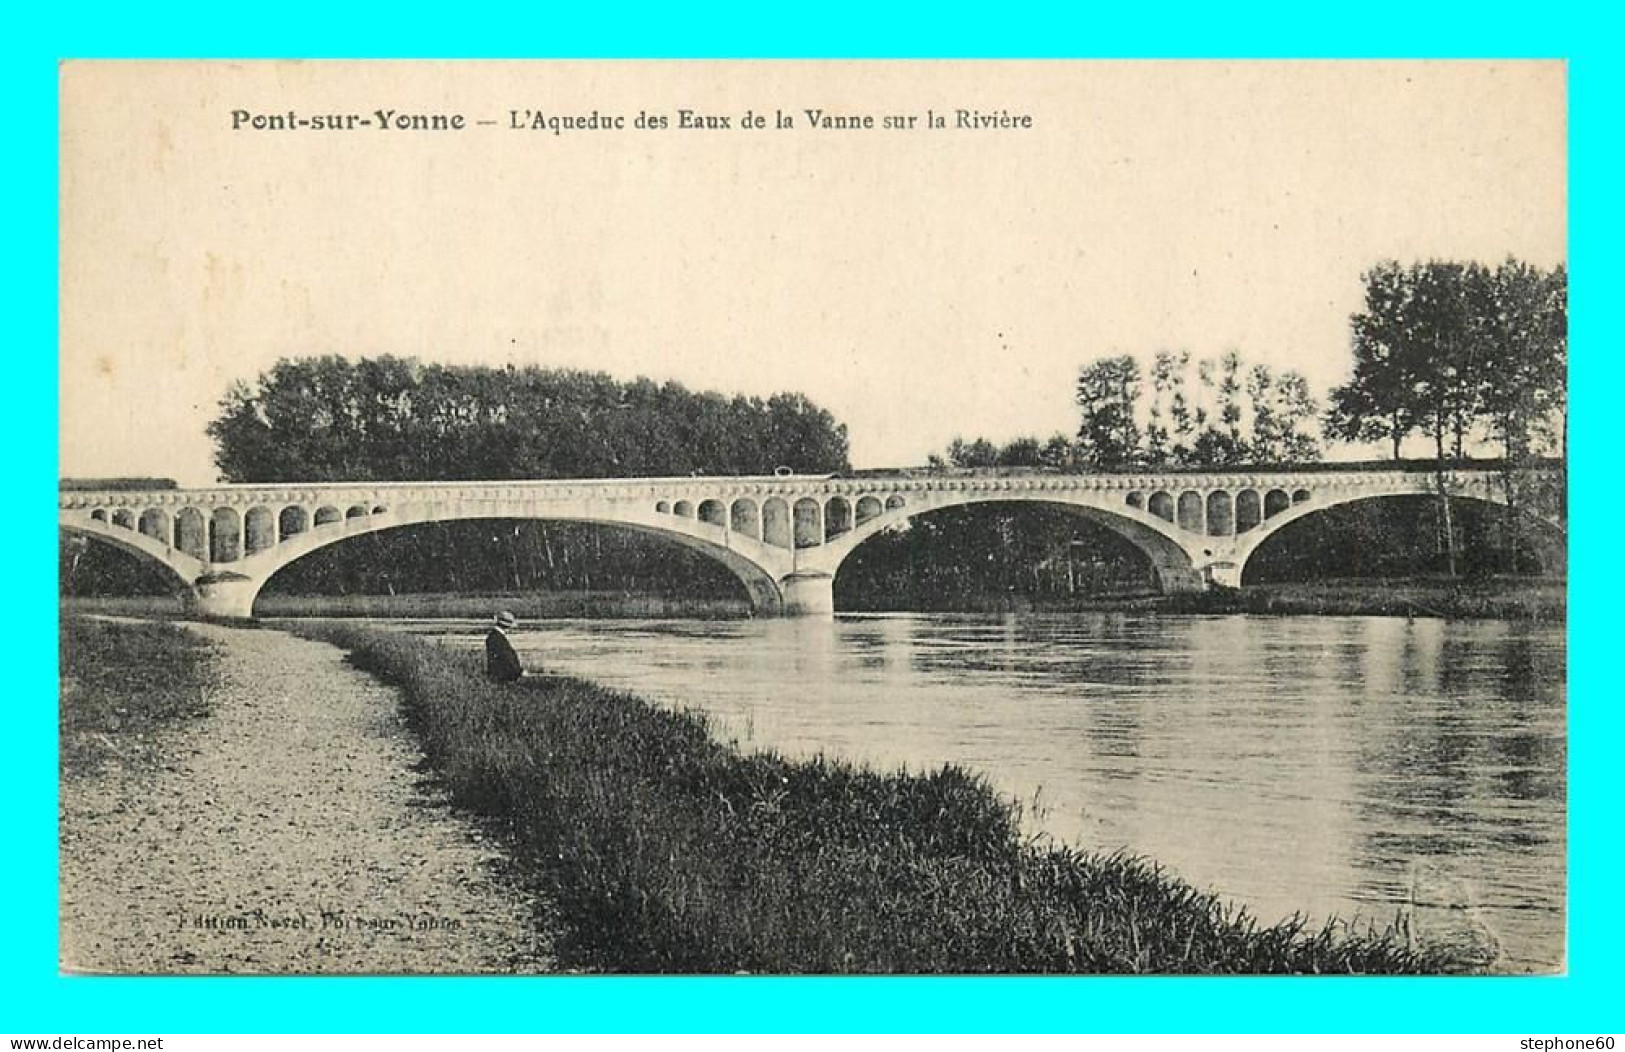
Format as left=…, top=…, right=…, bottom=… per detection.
left=935, top=349, right=1323, bottom=472
left=1325, top=259, right=1566, bottom=464
left=207, top=356, right=851, bottom=482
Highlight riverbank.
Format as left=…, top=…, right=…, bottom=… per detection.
left=843, top=576, right=1563, bottom=621
left=1176, top=577, right=1565, bottom=621
left=64, top=591, right=753, bottom=621
left=296, top=621, right=1466, bottom=974
left=67, top=573, right=1563, bottom=623
left=58, top=615, right=557, bottom=974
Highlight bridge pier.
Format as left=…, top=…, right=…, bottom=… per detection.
left=1154, top=566, right=1207, bottom=594
left=779, top=572, right=835, bottom=618
left=186, top=572, right=262, bottom=620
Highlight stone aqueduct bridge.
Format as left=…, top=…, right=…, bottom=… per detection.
left=59, top=467, right=1554, bottom=618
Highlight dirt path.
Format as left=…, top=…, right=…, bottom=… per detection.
left=59, top=621, right=556, bottom=974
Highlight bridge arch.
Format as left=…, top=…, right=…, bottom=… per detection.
left=817, top=492, right=1203, bottom=599
left=247, top=509, right=789, bottom=618
left=59, top=521, right=198, bottom=591
left=1233, top=489, right=1565, bottom=582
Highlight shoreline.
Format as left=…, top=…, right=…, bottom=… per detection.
left=64, top=575, right=1565, bottom=623
left=1158, top=577, right=1564, bottom=622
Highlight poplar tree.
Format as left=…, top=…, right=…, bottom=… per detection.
left=1074, top=355, right=1143, bottom=469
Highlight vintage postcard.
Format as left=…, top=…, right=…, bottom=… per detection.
left=58, top=60, right=1566, bottom=976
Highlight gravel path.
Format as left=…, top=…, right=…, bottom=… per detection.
left=59, top=621, right=557, bottom=974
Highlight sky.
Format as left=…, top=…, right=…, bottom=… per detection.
left=58, top=61, right=1567, bottom=485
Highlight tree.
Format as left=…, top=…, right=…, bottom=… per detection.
left=1247, top=365, right=1278, bottom=459
left=1401, top=261, right=1481, bottom=576
left=762, top=392, right=851, bottom=475
left=1180, top=349, right=1251, bottom=466
left=1218, top=349, right=1246, bottom=454
left=1075, top=356, right=1143, bottom=468
left=1145, top=351, right=1179, bottom=464
left=928, top=434, right=1077, bottom=472
left=1476, top=261, right=1568, bottom=462
left=939, top=436, right=1000, bottom=469
left=1407, top=261, right=1484, bottom=463
left=1474, top=260, right=1569, bottom=563
left=1038, top=433, right=1079, bottom=470
left=1163, top=351, right=1196, bottom=462
left=1248, top=365, right=1321, bottom=463
left=1325, top=261, right=1419, bottom=459
left=995, top=436, right=1044, bottom=468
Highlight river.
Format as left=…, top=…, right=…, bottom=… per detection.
left=389, top=611, right=1566, bottom=972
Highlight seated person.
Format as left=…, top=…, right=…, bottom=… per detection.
left=484, top=610, right=527, bottom=682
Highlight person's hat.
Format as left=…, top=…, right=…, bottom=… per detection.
left=494, top=610, right=518, bottom=629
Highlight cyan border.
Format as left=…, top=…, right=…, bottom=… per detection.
left=8, top=4, right=1613, bottom=1034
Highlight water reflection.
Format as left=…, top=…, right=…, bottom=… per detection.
left=392, top=611, right=1565, bottom=972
